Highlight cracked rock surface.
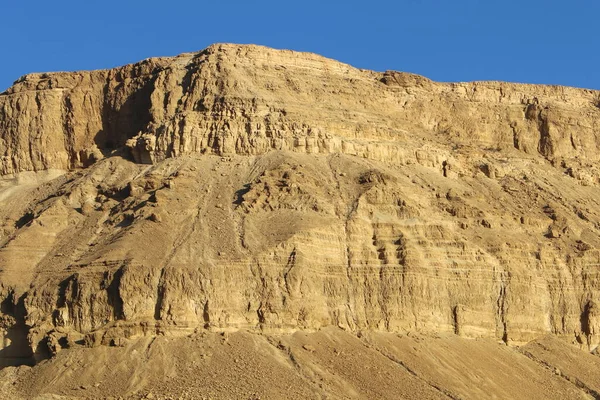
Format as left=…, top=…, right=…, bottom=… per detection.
left=2, top=43, right=600, bottom=398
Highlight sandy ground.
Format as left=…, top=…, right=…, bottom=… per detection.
left=0, top=328, right=597, bottom=399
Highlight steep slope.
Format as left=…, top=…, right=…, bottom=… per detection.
left=1, top=44, right=600, bottom=398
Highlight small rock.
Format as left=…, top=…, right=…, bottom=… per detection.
left=129, top=184, right=144, bottom=197
left=81, top=201, right=95, bottom=215
left=302, top=344, right=316, bottom=352
left=480, top=219, right=492, bottom=228
left=277, top=342, right=288, bottom=351
left=148, top=213, right=162, bottom=223
left=547, top=225, right=566, bottom=238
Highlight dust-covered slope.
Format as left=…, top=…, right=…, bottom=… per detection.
left=0, top=329, right=596, bottom=400
left=1, top=44, right=600, bottom=398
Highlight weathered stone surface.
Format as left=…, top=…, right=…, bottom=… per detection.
left=2, top=44, right=600, bottom=374
left=3, top=44, right=600, bottom=175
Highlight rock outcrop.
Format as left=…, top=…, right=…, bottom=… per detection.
left=3, top=44, right=600, bottom=175
left=2, top=44, right=600, bottom=369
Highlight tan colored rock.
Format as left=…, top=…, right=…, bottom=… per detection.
left=2, top=44, right=600, bottom=383
left=2, top=43, right=599, bottom=176
left=0, top=329, right=594, bottom=399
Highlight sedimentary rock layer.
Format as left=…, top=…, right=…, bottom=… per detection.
left=1, top=44, right=600, bottom=367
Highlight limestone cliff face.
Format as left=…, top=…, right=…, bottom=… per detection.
left=3, top=44, right=600, bottom=174
left=2, top=44, right=600, bottom=365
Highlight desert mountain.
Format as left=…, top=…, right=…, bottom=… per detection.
left=1, top=44, right=600, bottom=399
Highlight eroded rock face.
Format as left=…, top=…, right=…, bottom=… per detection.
left=3, top=44, right=600, bottom=175
left=1, top=44, right=600, bottom=364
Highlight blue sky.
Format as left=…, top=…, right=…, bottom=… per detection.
left=1, top=1, right=598, bottom=92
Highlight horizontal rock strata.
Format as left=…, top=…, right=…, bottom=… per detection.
left=1, top=44, right=600, bottom=365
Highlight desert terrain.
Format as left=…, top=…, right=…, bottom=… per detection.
left=1, top=43, right=600, bottom=398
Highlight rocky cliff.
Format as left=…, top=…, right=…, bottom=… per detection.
left=2, top=44, right=600, bottom=369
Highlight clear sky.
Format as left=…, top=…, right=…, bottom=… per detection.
left=1, top=0, right=598, bottom=92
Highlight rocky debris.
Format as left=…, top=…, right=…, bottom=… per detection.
left=0, top=329, right=594, bottom=399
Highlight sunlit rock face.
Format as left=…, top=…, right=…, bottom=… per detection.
left=1, top=43, right=600, bottom=365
